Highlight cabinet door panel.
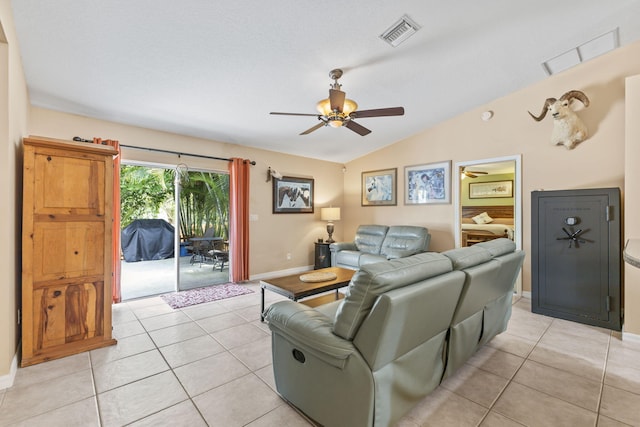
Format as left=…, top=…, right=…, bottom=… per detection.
left=33, top=284, right=68, bottom=349
left=32, top=222, right=104, bottom=282
left=34, top=153, right=105, bottom=215
left=33, top=281, right=102, bottom=351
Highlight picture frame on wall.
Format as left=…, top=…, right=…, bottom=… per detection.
left=361, top=168, right=397, bottom=206
left=469, top=180, right=513, bottom=199
left=404, top=161, right=451, bottom=204
left=272, top=176, right=314, bottom=213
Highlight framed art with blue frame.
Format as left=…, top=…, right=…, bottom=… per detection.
left=404, top=161, right=451, bottom=204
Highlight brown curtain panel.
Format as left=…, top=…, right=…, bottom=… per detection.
left=229, top=158, right=251, bottom=282
left=93, top=138, right=122, bottom=303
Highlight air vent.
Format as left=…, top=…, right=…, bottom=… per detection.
left=542, top=29, right=619, bottom=75
left=380, top=15, right=421, bottom=47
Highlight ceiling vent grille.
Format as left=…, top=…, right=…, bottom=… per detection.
left=542, top=29, right=619, bottom=75
left=380, top=15, right=421, bottom=47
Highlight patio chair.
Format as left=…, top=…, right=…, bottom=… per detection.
left=189, top=228, right=228, bottom=271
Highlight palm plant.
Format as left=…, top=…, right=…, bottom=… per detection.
left=120, top=165, right=229, bottom=240
left=164, top=169, right=230, bottom=240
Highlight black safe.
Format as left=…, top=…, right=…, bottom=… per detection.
left=531, top=188, right=622, bottom=330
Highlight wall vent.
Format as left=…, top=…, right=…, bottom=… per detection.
left=380, top=15, right=421, bottom=47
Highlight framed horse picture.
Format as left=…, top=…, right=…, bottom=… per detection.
left=361, top=168, right=397, bottom=206
left=272, top=176, right=314, bottom=213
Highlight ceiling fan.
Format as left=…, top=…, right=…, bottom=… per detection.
left=270, top=69, right=404, bottom=136
left=461, top=167, right=489, bottom=178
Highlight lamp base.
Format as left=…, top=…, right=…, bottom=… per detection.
left=326, top=223, right=335, bottom=244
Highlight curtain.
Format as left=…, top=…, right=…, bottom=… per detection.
left=94, top=138, right=122, bottom=303
left=229, top=158, right=251, bottom=282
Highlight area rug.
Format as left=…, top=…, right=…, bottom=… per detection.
left=161, top=283, right=254, bottom=309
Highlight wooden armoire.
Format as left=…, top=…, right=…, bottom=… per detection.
left=21, top=136, right=118, bottom=367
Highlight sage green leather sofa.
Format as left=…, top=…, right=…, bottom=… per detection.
left=264, top=238, right=524, bottom=427
left=329, top=224, right=431, bottom=269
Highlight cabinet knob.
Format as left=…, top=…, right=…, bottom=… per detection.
left=53, top=290, right=62, bottom=297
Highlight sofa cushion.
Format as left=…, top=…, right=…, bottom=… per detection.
left=354, top=225, right=389, bottom=255
left=475, top=238, right=516, bottom=257
left=359, top=253, right=387, bottom=266
left=333, top=252, right=453, bottom=340
left=442, top=246, right=492, bottom=270
left=380, top=225, right=430, bottom=259
left=335, top=250, right=362, bottom=268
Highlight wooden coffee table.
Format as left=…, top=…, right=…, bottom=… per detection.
left=260, top=267, right=355, bottom=321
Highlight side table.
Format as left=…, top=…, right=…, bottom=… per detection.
left=314, top=242, right=331, bottom=269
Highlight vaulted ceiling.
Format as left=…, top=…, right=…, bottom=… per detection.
left=11, top=1, right=640, bottom=163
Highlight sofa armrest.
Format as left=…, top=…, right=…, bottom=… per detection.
left=264, top=301, right=356, bottom=368
left=329, top=242, right=357, bottom=253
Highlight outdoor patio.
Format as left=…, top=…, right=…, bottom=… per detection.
left=120, top=255, right=230, bottom=301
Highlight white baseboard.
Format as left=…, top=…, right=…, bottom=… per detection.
left=522, top=291, right=531, bottom=299
left=622, top=331, right=640, bottom=343
left=0, top=351, right=19, bottom=390
left=249, top=265, right=314, bottom=281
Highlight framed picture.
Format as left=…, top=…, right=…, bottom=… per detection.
left=404, top=161, right=451, bottom=204
left=272, top=176, right=314, bottom=213
left=361, top=168, right=397, bottom=206
left=469, top=180, right=513, bottom=199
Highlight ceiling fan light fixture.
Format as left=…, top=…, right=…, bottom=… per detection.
left=270, top=67, right=404, bottom=136
left=316, top=98, right=358, bottom=116
left=342, top=99, right=358, bottom=115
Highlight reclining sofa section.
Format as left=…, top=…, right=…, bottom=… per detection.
left=330, top=225, right=431, bottom=269
left=264, top=238, right=524, bottom=427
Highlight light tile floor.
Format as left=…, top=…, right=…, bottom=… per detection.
left=2, top=283, right=640, bottom=426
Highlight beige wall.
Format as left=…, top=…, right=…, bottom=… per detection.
left=28, top=107, right=344, bottom=277
left=344, top=41, right=639, bottom=318
left=624, top=74, right=640, bottom=336
left=0, top=0, right=29, bottom=380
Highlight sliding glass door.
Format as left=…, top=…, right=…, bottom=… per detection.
left=176, top=168, right=231, bottom=291
left=119, top=164, right=230, bottom=300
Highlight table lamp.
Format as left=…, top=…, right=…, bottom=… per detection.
left=320, top=207, right=341, bottom=243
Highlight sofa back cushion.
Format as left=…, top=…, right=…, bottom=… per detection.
left=380, top=225, right=430, bottom=259
left=441, top=245, right=492, bottom=270
left=474, top=238, right=516, bottom=257
left=333, top=252, right=453, bottom=340
left=354, top=225, right=389, bottom=255
left=353, top=269, right=465, bottom=370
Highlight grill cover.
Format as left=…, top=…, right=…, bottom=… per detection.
left=121, top=219, right=175, bottom=262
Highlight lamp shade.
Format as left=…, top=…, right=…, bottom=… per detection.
left=320, top=207, right=341, bottom=222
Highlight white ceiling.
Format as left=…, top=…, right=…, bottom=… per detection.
left=11, top=1, right=640, bottom=163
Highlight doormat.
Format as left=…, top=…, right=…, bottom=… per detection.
left=160, top=283, right=254, bottom=309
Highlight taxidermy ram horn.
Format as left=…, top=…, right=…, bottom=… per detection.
left=528, top=90, right=590, bottom=150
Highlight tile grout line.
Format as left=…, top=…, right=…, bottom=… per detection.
left=88, top=351, right=105, bottom=427
left=594, top=331, right=612, bottom=424
left=115, top=300, right=277, bottom=425
left=474, top=305, right=554, bottom=426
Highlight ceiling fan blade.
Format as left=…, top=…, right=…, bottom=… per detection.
left=270, top=112, right=319, bottom=117
left=300, top=122, right=325, bottom=135
left=329, top=89, right=345, bottom=112
left=468, top=171, right=488, bottom=175
left=351, top=107, right=404, bottom=118
left=345, top=120, right=371, bottom=136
